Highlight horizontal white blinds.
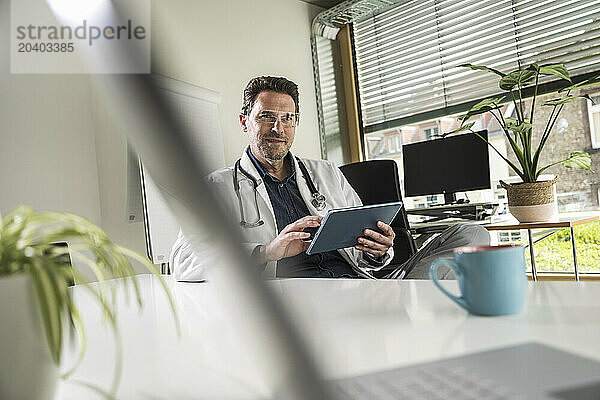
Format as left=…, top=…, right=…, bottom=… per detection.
left=316, top=36, right=343, bottom=140
left=353, top=0, right=600, bottom=129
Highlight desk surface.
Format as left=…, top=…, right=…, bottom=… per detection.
left=58, top=275, right=600, bottom=399
left=411, top=212, right=600, bottom=233
left=485, top=214, right=600, bottom=231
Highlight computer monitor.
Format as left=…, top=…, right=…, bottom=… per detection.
left=402, top=131, right=491, bottom=204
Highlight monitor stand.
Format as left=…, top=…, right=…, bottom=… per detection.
left=407, top=200, right=498, bottom=222
left=443, top=192, right=471, bottom=205
left=444, top=192, right=457, bottom=205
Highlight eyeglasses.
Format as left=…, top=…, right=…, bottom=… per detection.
left=253, top=110, right=300, bottom=127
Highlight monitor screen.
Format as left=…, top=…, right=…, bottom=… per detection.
left=402, top=131, right=491, bottom=201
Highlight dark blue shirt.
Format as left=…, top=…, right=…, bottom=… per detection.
left=247, top=148, right=359, bottom=278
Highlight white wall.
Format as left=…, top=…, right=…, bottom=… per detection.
left=0, top=1, right=101, bottom=223
left=151, top=0, right=323, bottom=164
left=1, top=0, right=323, bottom=271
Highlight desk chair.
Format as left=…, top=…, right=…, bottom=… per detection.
left=339, top=160, right=417, bottom=278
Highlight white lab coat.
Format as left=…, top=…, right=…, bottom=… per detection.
left=170, top=148, right=393, bottom=281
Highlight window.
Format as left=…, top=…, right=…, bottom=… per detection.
left=386, top=133, right=402, bottom=154
left=588, top=94, right=600, bottom=149
left=497, top=231, right=521, bottom=244
left=363, top=87, right=600, bottom=215
left=353, top=0, right=600, bottom=133
left=312, top=0, right=600, bottom=274
left=423, top=127, right=439, bottom=140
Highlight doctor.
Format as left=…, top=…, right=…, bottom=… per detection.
left=171, top=76, right=489, bottom=281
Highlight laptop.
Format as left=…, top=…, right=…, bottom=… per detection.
left=329, top=343, right=600, bottom=399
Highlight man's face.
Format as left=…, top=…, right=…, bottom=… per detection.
left=240, top=91, right=296, bottom=163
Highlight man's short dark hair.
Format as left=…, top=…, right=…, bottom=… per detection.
left=241, top=76, right=299, bottom=115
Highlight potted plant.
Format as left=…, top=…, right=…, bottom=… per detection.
left=0, top=206, right=177, bottom=399
left=444, top=62, right=597, bottom=222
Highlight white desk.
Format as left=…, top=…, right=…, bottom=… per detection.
left=58, top=275, right=600, bottom=399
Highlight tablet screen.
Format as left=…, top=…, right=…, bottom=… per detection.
left=305, top=202, right=402, bottom=255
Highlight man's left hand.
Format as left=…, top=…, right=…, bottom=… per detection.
left=354, top=221, right=395, bottom=259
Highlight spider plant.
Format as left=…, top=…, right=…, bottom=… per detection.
left=444, top=62, right=597, bottom=183
left=0, top=206, right=178, bottom=387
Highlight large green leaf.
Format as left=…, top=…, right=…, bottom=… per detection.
left=459, top=96, right=505, bottom=121
left=471, top=96, right=505, bottom=111
left=499, top=71, right=519, bottom=91
left=509, top=121, right=532, bottom=137
left=562, top=151, right=593, bottom=171
left=558, top=75, right=600, bottom=93
left=499, top=69, right=537, bottom=91
left=539, top=64, right=571, bottom=82
left=517, top=69, right=537, bottom=87
left=438, top=122, right=475, bottom=137
left=458, top=63, right=505, bottom=77
left=458, top=108, right=491, bottom=121
left=542, top=94, right=591, bottom=107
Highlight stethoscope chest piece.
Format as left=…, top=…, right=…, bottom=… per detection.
left=240, top=219, right=264, bottom=228
left=311, top=193, right=327, bottom=211
left=296, top=157, right=327, bottom=212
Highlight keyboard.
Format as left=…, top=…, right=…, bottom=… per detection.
left=328, top=343, right=600, bottom=400
left=330, top=364, right=520, bottom=400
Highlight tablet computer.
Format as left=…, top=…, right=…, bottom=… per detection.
left=305, top=201, right=403, bottom=255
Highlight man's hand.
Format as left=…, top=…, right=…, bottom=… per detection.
left=260, top=215, right=323, bottom=263
left=354, top=221, right=395, bottom=259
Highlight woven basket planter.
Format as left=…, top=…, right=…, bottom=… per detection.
left=500, top=177, right=558, bottom=223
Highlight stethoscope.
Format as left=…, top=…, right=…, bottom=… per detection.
left=233, top=156, right=327, bottom=228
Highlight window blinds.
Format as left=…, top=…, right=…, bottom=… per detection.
left=353, top=0, right=600, bottom=132
left=316, top=36, right=343, bottom=145
left=315, top=35, right=349, bottom=164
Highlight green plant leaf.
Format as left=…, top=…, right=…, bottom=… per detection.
left=506, top=119, right=532, bottom=134
left=562, top=151, right=593, bottom=171
left=499, top=71, right=519, bottom=91
left=536, top=151, right=593, bottom=178
left=539, top=64, right=571, bottom=82
left=60, top=281, right=86, bottom=379
left=31, top=261, right=64, bottom=364
left=558, top=75, right=600, bottom=93
left=542, top=95, right=591, bottom=107
left=518, top=121, right=532, bottom=133
left=0, top=204, right=178, bottom=390
left=499, top=69, right=537, bottom=91
left=472, top=96, right=505, bottom=110
left=459, top=96, right=505, bottom=121
left=438, top=122, right=475, bottom=137
left=458, top=63, right=505, bottom=77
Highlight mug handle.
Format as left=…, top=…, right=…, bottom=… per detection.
left=430, top=259, right=468, bottom=311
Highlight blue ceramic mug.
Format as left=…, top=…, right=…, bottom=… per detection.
left=429, top=245, right=527, bottom=316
